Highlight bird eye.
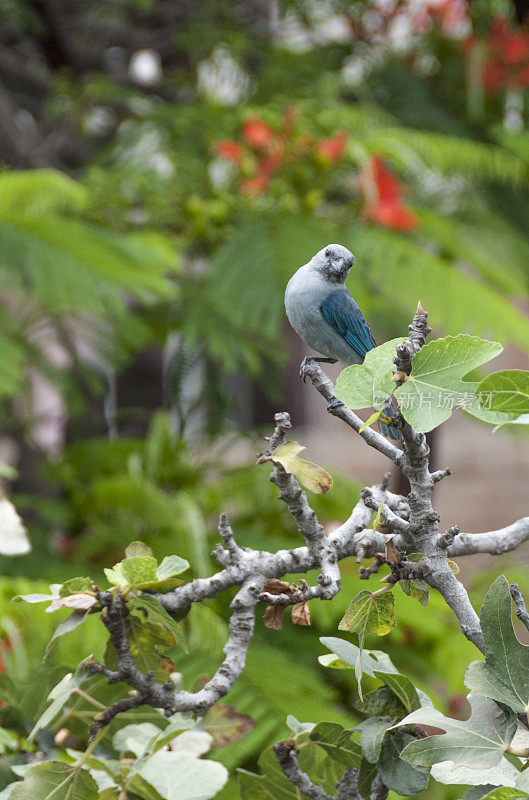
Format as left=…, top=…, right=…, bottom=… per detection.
left=325, top=248, right=331, bottom=257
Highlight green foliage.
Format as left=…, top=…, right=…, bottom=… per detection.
left=1, top=718, right=229, bottom=800
left=338, top=589, right=396, bottom=692
left=335, top=338, right=405, bottom=411
left=394, top=335, right=505, bottom=432
left=398, top=696, right=517, bottom=769
left=466, top=576, right=529, bottom=714
left=476, top=371, right=529, bottom=415
left=308, top=722, right=362, bottom=767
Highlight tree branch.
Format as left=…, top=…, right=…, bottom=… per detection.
left=510, top=583, right=529, bottom=632
left=273, top=740, right=361, bottom=800
left=85, top=304, right=529, bottom=733
left=447, top=518, right=529, bottom=557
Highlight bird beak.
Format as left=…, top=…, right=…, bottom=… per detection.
left=331, top=255, right=355, bottom=275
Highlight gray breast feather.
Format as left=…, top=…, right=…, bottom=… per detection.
left=285, top=267, right=362, bottom=365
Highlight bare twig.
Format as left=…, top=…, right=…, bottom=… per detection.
left=273, top=740, right=352, bottom=800
left=510, top=583, right=529, bottom=633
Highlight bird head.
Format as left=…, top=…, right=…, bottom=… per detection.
left=311, top=244, right=355, bottom=283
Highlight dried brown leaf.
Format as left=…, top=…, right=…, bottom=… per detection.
left=263, top=605, right=285, bottom=630
left=292, top=602, right=311, bottom=626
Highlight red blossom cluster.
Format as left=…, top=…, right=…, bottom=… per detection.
left=464, top=16, right=529, bottom=93
left=213, top=108, right=348, bottom=197
left=358, top=156, right=419, bottom=232
left=213, top=113, right=418, bottom=232
left=412, top=0, right=470, bottom=38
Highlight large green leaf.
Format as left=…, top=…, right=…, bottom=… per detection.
left=466, top=576, right=529, bottom=714
left=7, top=762, right=98, bottom=800
left=309, top=722, right=362, bottom=767
left=334, top=339, right=405, bottom=411
left=378, top=733, right=430, bottom=797
left=127, top=749, right=228, bottom=800
left=394, top=335, right=503, bottom=432
left=397, top=695, right=517, bottom=769
left=476, top=371, right=529, bottom=415
left=356, top=717, right=395, bottom=763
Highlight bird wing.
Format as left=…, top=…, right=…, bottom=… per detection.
left=320, top=290, right=376, bottom=360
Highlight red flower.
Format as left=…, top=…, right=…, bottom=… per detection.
left=214, top=140, right=243, bottom=163
left=366, top=203, right=419, bottom=231
left=239, top=174, right=269, bottom=196
left=465, top=16, right=529, bottom=93
left=359, top=156, right=419, bottom=232
left=316, top=132, right=349, bottom=163
left=242, top=118, right=275, bottom=149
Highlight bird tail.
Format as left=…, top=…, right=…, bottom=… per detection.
left=378, top=400, right=401, bottom=440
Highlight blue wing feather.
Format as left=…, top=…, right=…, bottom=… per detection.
left=320, top=291, right=376, bottom=360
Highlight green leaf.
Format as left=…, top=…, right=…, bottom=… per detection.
left=8, top=762, right=98, bottom=800
left=338, top=591, right=396, bottom=639
left=479, top=791, right=529, bottom=800
left=465, top=576, right=529, bottom=714
left=104, top=555, right=158, bottom=588
left=373, top=671, right=421, bottom=713
left=338, top=591, right=396, bottom=693
left=105, top=618, right=176, bottom=683
left=477, top=370, right=529, bottom=414
left=309, top=722, right=362, bottom=768
left=146, top=717, right=195, bottom=755
left=355, top=686, right=406, bottom=717
left=29, top=660, right=92, bottom=740
left=127, top=750, right=228, bottom=800
left=286, top=716, right=315, bottom=735
left=399, top=578, right=429, bottom=606
left=397, top=694, right=517, bottom=768
left=58, top=578, right=93, bottom=597
left=356, top=717, right=395, bottom=763
left=0, top=170, right=88, bottom=215
left=358, top=759, right=378, bottom=800
left=129, top=595, right=186, bottom=652
left=493, top=413, right=529, bottom=430
left=156, top=555, right=189, bottom=581
left=43, top=610, right=91, bottom=660
left=238, top=746, right=304, bottom=800
left=335, top=338, right=405, bottom=411
left=269, top=442, right=333, bottom=495
left=126, top=541, right=154, bottom=558
left=113, top=723, right=163, bottom=758
left=394, top=335, right=503, bottom=432
left=319, top=637, right=399, bottom=677
left=379, top=733, right=430, bottom=796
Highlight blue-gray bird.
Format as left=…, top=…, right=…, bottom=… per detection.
left=285, top=243, right=400, bottom=439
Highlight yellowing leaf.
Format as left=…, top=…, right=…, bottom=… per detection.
left=292, top=602, right=311, bottom=626
left=270, top=441, right=333, bottom=494
left=359, top=410, right=382, bottom=433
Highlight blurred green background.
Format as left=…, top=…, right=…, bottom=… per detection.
left=1, top=1, right=529, bottom=797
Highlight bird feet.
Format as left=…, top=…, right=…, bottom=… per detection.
left=299, top=356, right=338, bottom=382
left=299, top=356, right=314, bottom=382
left=327, top=398, right=345, bottom=412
